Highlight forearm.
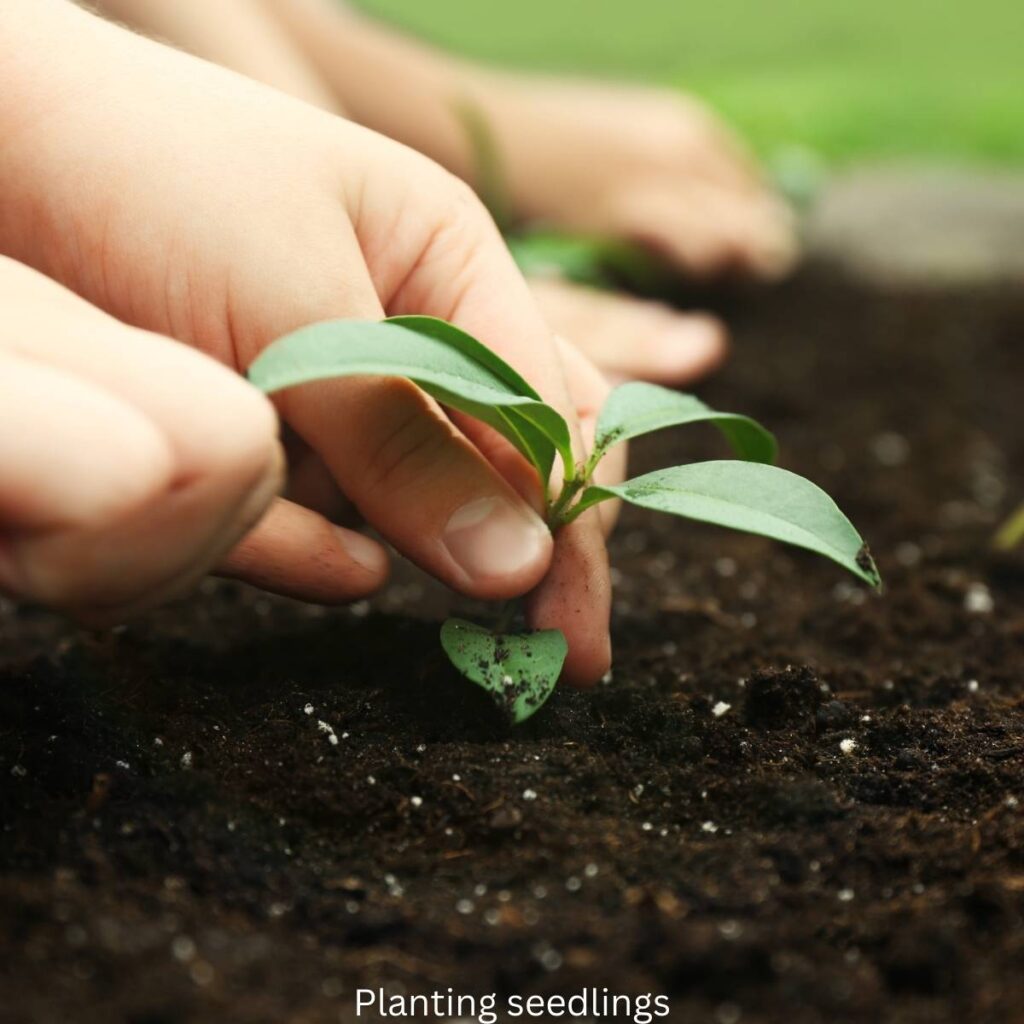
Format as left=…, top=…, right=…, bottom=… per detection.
left=90, top=0, right=345, bottom=113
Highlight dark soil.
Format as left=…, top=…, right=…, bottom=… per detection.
left=2, top=265, right=1023, bottom=1024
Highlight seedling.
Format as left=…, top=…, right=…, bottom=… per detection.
left=249, top=317, right=880, bottom=724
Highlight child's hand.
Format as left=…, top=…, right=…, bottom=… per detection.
left=0, top=1, right=613, bottom=683
left=454, top=78, right=797, bottom=280
left=0, top=258, right=284, bottom=622
left=255, top=0, right=797, bottom=279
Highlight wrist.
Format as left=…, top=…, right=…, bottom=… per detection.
left=266, top=0, right=490, bottom=181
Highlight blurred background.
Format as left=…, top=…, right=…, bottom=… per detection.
left=359, top=0, right=1023, bottom=167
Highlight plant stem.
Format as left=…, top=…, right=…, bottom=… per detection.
left=494, top=600, right=519, bottom=633
left=547, top=474, right=585, bottom=529
left=582, top=445, right=607, bottom=483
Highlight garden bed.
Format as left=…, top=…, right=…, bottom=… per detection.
left=2, top=264, right=1022, bottom=1023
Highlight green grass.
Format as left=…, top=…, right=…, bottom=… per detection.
left=357, top=0, right=1024, bottom=164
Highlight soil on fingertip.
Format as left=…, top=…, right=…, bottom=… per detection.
left=2, top=265, right=1023, bottom=1024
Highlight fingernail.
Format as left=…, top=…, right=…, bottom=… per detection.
left=442, top=496, right=549, bottom=583
left=335, top=528, right=387, bottom=575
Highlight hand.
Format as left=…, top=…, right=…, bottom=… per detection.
left=0, top=1, right=613, bottom=683
left=251, top=1, right=796, bottom=279
left=0, top=257, right=283, bottom=622
left=468, top=77, right=798, bottom=280
left=87, top=0, right=733, bottom=388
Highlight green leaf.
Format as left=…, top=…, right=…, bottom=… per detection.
left=593, top=381, right=777, bottom=465
left=440, top=618, right=567, bottom=725
left=248, top=317, right=574, bottom=484
left=386, top=316, right=575, bottom=482
left=508, top=233, right=616, bottom=285
left=571, top=461, right=881, bottom=587
left=506, top=232, right=672, bottom=292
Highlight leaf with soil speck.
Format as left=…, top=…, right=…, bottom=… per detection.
left=440, top=618, right=567, bottom=724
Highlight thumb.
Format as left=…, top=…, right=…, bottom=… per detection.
left=362, top=175, right=613, bottom=685
left=224, top=215, right=554, bottom=601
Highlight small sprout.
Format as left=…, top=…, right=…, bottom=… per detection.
left=251, top=317, right=883, bottom=726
